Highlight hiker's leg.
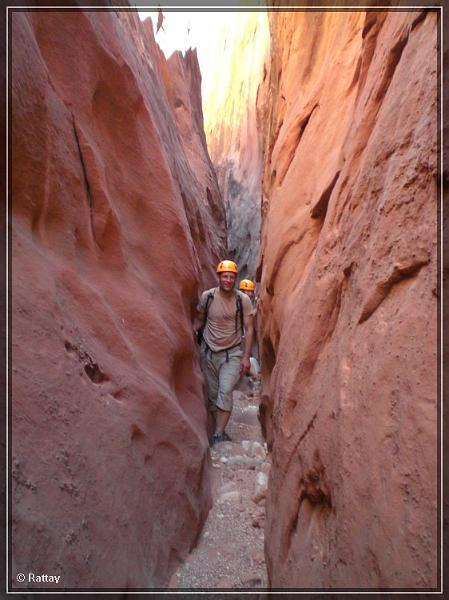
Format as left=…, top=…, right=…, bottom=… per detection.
left=208, top=406, right=217, bottom=438
left=215, top=407, right=231, bottom=433
left=200, top=347, right=220, bottom=436
left=200, top=348, right=219, bottom=407
left=215, top=349, right=242, bottom=433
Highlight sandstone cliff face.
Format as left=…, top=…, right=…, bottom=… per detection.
left=151, top=23, right=227, bottom=275
left=11, top=10, right=225, bottom=589
left=443, top=9, right=449, bottom=595
left=203, top=14, right=270, bottom=277
left=257, top=10, right=438, bottom=588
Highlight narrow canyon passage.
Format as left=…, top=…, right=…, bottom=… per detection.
left=174, top=382, right=269, bottom=589
left=10, top=5, right=440, bottom=593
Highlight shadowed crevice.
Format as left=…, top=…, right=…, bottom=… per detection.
left=311, top=171, right=341, bottom=220
left=277, top=104, right=318, bottom=187
left=359, top=258, right=430, bottom=323
left=72, top=114, right=98, bottom=245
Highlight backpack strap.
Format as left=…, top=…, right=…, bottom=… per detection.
left=235, top=291, right=245, bottom=337
left=197, top=289, right=215, bottom=344
left=204, top=290, right=215, bottom=324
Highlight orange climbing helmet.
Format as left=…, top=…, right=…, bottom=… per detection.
left=216, top=260, right=238, bottom=274
left=239, top=279, right=255, bottom=291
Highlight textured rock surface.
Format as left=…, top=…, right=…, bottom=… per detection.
left=151, top=24, right=227, bottom=275
left=257, top=10, right=438, bottom=588
left=443, top=7, right=449, bottom=596
left=203, top=14, right=270, bottom=277
left=11, top=10, right=225, bottom=589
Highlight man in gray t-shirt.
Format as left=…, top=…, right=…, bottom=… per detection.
left=194, top=260, right=254, bottom=444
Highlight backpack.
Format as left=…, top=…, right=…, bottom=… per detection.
left=197, top=288, right=244, bottom=345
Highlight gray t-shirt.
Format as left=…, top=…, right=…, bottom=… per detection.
left=197, top=287, right=254, bottom=352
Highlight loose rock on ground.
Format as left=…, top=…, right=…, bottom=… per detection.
left=172, top=378, right=269, bottom=589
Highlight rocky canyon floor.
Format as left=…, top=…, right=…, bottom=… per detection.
left=172, top=379, right=269, bottom=590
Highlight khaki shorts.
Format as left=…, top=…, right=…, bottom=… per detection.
left=200, top=343, right=243, bottom=411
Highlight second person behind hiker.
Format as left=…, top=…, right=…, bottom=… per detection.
left=194, top=260, right=254, bottom=444
left=239, top=278, right=260, bottom=361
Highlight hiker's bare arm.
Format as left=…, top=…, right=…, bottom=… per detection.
left=241, top=313, right=254, bottom=374
left=243, top=314, right=254, bottom=359
left=193, top=308, right=204, bottom=334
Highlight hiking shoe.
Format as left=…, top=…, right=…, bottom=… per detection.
left=210, top=432, right=224, bottom=445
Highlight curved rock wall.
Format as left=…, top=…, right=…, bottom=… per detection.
left=203, top=13, right=270, bottom=277
left=153, top=29, right=227, bottom=274
left=257, top=9, right=438, bottom=588
left=443, top=7, right=449, bottom=594
left=11, top=9, right=225, bottom=589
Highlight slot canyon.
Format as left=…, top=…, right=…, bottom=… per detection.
left=10, top=3, right=440, bottom=593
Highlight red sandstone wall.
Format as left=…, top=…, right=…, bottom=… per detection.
left=443, top=8, right=449, bottom=595
left=11, top=9, right=225, bottom=589
left=147, top=20, right=227, bottom=275
left=257, top=9, right=438, bottom=588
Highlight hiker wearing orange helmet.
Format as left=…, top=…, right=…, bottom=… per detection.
left=194, top=260, right=255, bottom=444
left=238, top=278, right=260, bottom=363
left=239, top=278, right=256, bottom=303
